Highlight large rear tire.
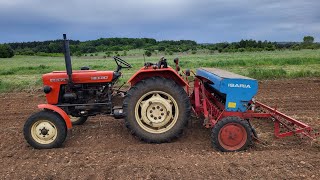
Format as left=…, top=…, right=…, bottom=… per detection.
left=23, top=110, right=67, bottom=149
left=123, top=77, right=191, bottom=143
left=211, top=116, right=252, bottom=152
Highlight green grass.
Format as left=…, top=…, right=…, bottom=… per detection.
left=0, top=49, right=320, bottom=92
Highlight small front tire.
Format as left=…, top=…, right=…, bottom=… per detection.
left=23, top=110, right=67, bottom=149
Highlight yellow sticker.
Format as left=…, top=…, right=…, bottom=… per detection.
left=228, top=102, right=236, bottom=108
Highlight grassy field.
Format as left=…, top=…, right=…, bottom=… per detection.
left=0, top=49, right=320, bottom=92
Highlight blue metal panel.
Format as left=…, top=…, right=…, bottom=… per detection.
left=196, top=68, right=258, bottom=112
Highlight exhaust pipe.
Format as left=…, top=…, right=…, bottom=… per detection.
left=63, top=34, right=73, bottom=87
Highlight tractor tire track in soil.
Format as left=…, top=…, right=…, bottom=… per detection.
left=0, top=78, right=319, bottom=179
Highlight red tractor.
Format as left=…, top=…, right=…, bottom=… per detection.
left=23, top=34, right=191, bottom=149
left=24, top=34, right=318, bottom=151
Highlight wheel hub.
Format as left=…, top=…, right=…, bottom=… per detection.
left=146, top=102, right=167, bottom=123
left=31, top=120, right=57, bottom=143
left=140, top=93, right=173, bottom=128
left=134, top=90, right=179, bottom=134
left=40, top=127, right=49, bottom=135
left=218, top=123, right=247, bottom=150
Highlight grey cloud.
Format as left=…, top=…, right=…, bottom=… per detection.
left=0, top=0, right=319, bottom=43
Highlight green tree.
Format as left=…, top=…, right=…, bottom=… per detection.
left=0, top=44, right=14, bottom=58
left=303, top=36, right=314, bottom=44
left=48, top=42, right=61, bottom=53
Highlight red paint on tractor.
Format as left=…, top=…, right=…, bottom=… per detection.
left=127, top=66, right=188, bottom=87
left=38, top=104, right=72, bottom=129
left=42, top=70, right=114, bottom=104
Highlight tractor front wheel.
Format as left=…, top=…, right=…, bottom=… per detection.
left=23, top=110, right=67, bottom=149
left=123, top=77, right=190, bottom=143
left=211, top=116, right=252, bottom=152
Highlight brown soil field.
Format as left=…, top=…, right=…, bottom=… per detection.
left=0, top=78, right=319, bottom=179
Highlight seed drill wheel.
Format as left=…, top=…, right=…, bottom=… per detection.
left=23, top=110, right=67, bottom=149
left=212, top=116, right=252, bottom=152
left=69, top=115, right=88, bottom=125
left=123, top=77, right=191, bottom=143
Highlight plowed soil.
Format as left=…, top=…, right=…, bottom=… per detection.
left=0, top=78, right=319, bottom=179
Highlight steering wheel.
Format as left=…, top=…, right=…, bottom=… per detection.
left=113, top=56, right=132, bottom=71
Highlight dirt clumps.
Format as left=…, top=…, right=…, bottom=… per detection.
left=0, top=78, right=319, bottom=179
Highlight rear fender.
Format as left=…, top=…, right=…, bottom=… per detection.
left=38, top=104, right=72, bottom=129
left=128, top=67, right=188, bottom=87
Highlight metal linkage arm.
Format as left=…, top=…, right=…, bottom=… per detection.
left=255, top=101, right=319, bottom=140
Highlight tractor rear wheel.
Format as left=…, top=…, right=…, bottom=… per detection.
left=69, top=115, right=88, bottom=125
left=211, top=116, right=252, bottom=152
left=123, top=77, right=190, bottom=143
left=23, top=110, right=67, bottom=149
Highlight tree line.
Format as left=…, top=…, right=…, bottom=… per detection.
left=200, top=36, right=319, bottom=53
left=0, top=36, right=318, bottom=58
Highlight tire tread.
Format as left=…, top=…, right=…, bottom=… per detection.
left=123, top=77, right=191, bottom=143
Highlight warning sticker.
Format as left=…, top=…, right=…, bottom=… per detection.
left=228, top=102, right=236, bottom=108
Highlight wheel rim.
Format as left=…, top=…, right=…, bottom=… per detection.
left=31, top=120, right=58, bottom=144
left=218, top=123, right=247, bottom=151
left=135, top=91, right=179, bottom=134
left=69, top=115, right=80, bottom=123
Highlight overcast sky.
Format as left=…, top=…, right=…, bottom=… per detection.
left=0, top=0, right=319, bottom=43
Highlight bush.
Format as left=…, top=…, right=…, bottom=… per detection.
left=95, top=53, right=98, bottom=56
left=103, top=55, right=107, bottom=58
left=238, top=48, right=245, bottom=52
left=158, top=46, right=166, bottom=51
left=291, top=45, right=301, bottom=51
left=144, top=50, right=152, bottom=57
left=191, top=50, right=197, bottom=54
left=109, top=46, right=123, bottom=51
left=36, top=52, right=63, bottom=57
left=0, top=44, right=14, bottom=58
left=74, top=51, right=83, bottom=57
left=105, top=51, right=112, bottom=57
